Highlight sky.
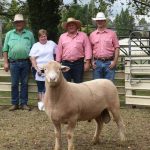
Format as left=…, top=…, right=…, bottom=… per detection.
left=63, top=0, right=128, bottom=17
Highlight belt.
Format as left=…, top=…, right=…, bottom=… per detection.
left=9, top=58, right=29, bottom=63
left=94, top=57, right=113, bottom=61
left=62, top=58, right=84, bottom=63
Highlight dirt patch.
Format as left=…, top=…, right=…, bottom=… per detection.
left=0, top=106, right=150, bottom=150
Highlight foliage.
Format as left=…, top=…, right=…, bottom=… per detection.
left=132, top=0, right=150, bottom=15
left=59, top=0, right=99, bottom=34
left=27, top=0, right=62, bottom=42
left=114, top=9, right=135, bottom=37
left=0, top=0, right=29, bottom=34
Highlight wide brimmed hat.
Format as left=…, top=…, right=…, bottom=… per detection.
left=13, top=14, right=25, bottom=22
left=63, top=18, right=81, bottom=30
left=92, top=12, right=106, bottom=21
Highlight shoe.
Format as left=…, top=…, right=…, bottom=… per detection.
left=9, top=105, right=19, bottom=111
left=20, top=105, right=31, bottom=111
left=38, top=101, right=45, bottom=111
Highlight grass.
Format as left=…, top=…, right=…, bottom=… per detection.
left=0, top=107, right=149, bottom=150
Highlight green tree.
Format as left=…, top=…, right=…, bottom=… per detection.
left=27, top=0, right=62, bottom=41
left=60, top=0, right=99, bottom=34
left=139, top=18, right=147, bottom=26
left=96, top=0, right=150, bottom=15
left=114, top=9, right=135, bottom=37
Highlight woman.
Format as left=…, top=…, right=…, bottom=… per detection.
left=29, top=29, right=57, bottom=110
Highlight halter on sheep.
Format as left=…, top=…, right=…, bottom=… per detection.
left=42, top=61, right=126, bottom=150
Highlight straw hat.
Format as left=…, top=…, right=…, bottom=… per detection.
left=92, top=12, right=106, bottom=21
left=63, top=17, right=81, bottom=30
left=13, top=14, right=25, bottom=22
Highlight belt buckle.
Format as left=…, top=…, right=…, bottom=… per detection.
left=101, top=58, right=106, bottom=61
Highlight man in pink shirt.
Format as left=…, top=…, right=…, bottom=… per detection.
left=56, top=18, right=92, bottom=83
left=90, top=12, right=120, bottom=81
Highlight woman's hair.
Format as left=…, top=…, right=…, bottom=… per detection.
left=38, top=29, right=48, bottom=37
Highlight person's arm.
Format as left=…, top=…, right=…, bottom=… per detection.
left=29, top=43, right=40, bottom=71
left=89, top=33, right=96, bottom=69
left=52, top=41, right=57, bottom=60
left=83, top=34, right=92, bottom=71
left=30, top=32, right=35, bottom=46
left=109, top=32, right=120, bottom=69
left=30, top=57, right=38, bottom=70
left=109, top=48, right=119, bottom=69
left=3, top=52, right=9, bottom=72
left=2, top=32, right=10, bottom=72
left=56, top=36, right=63, bottom=63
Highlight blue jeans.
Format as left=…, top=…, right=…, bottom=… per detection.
left=9, top=60, right=30, bottom=105
left=62, top=58, right=84, bottom=83
left=31, top=67, right=45, bottom=93
left=93, top=60, right=116, bottom=81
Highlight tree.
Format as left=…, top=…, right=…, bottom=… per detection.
left=139, top=18, right=147, bottom=26
left=96, top=0, right=150, bottom=15
left=27, top=0, right=62, bottom=41
left=114, top=9, right=135, bottom=37
left=132, top=0, right=150, bottom=15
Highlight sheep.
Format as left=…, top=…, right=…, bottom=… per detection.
left=42, top=60, right=126, bottom=150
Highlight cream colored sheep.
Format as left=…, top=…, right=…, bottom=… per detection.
left=42, top=61, right=125, bottom=150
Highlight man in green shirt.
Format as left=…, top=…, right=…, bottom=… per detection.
left=3, top=14, right=35, bottom=111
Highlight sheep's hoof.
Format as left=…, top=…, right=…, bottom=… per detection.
left=120, top=134, right=126, bottom=142
left=54, top=146, right=61, bottom=150
left=68, top=146, right=75, bottom=150
left=91, top=138, right=100, bottom=145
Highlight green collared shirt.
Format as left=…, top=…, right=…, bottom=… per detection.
left=2, top=29, right=35, bottom=60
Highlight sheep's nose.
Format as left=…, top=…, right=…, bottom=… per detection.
left=49, top=72, right=57, bottom=81
left=50, top=76, right=56, bottom=81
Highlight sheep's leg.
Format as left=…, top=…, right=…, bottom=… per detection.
left=67, top=121, right=76, bottom=150
left=53, top=122, right=62, bottom=150
left=92, top=116, right=103, bottom=145
left=111, top=109, right=126, bottom=142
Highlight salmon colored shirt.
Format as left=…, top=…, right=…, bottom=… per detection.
left=56, top=31, right=92, bottom=62
left=89, top=29, right=120, bottom=58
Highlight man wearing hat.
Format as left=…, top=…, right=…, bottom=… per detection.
left=2, top=14, right=35, bottom=111
left=56, top=18, right=92, bottom=83
left=90, top=12, right=120, bottom=81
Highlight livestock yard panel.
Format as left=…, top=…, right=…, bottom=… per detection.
left=0, top=58, right=125, bottom=105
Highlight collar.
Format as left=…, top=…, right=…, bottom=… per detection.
left=14, top=29, right=26, bottom=34
left=96, top=28, right=108, bottom=34
left=67, top=31, right=79, bottom=38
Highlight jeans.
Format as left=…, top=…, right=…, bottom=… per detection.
left=62, top=58, right=84, bottom=83
left=93, top=60, right=116, bottom=81
left=31, top=67, right=45, bottom=93
left=9, top=60, right=30, bottom=105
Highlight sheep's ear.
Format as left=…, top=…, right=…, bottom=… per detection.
left=61, top=65, right=70, bottom=72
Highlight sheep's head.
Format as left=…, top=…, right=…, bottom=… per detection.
left=42, top=61, right=70, bottom=87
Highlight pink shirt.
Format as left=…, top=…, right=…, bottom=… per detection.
left=89, top=29, right=120, bottom=58
left=56, top=31, right=92, bottom=62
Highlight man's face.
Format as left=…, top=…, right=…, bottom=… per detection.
left=66, top=22, right=78, bottom=33
left=96, top=20, right=106, bottom=28
left=14, top=21, right=25, bottom=31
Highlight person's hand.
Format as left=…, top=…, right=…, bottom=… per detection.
left=35, top=66, right=42, bottom=76
left=4, top=62, right=9, bottom=72
left=84, top=62, right=91, bottom=71
left=92, top=60, right=96, bottom=69
left=109, top=61, right=116, bottom=69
